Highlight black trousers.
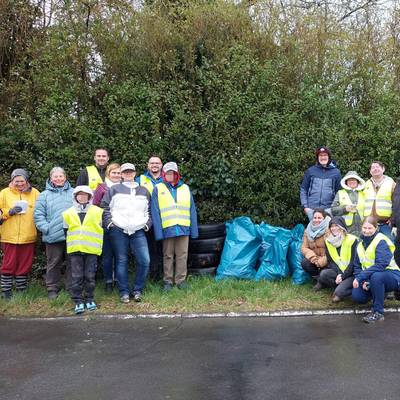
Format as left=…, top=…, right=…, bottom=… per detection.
left=301, top=258, right=320, bottom=277
left=317, top=268, right=353, bottom=298
left=69, top=254, right=97, bottom=303
left=146, top=229, right=163, bottom=281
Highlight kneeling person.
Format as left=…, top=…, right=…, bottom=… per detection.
left=317, top=217, right=357, bottom=302
left=63, top=186, right=103, bottom=314
left=352, top=216, right=400, bottom=323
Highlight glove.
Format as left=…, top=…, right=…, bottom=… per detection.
left=9, top=206, right=23, bottom=216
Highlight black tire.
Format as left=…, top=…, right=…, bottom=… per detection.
left=189, top=236, right=225, bottom=254
left=188, top=252, right=221, bottom=268
left=197, top=223, right=226, bottom=240
left=188, top=267, right=217, bottom=277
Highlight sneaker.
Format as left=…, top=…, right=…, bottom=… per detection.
left=362, top=312, right=384, bottom=323
left=48, top=291, right=58, bottom=300
left=163, top=282, right=173, bottom=292
left=313, top=282, right=324, bottom=292
left=105, top=282, right=113, bottom=294
left=1, top=291, right=12, bottom=301
left=132, top=291, right=142, bottom=303
left=332, top=295, right=341, bottom=303
left=86, top=301, right=97, bottom=311
left=120, top=294, right=130, bottom=304
left=74, top=303, right=85, bottom=314
left=177, top=281, right=188, bottom=290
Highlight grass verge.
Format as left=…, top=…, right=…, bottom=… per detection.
left=1, top=276, right=391, bottom=318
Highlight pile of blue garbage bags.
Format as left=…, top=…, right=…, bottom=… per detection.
left=215, top=216, right=310, bottom=285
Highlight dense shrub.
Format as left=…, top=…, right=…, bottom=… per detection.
left=1, top=0, right=400, bottom=228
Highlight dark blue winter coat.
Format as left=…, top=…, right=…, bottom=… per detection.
left=300, top=162, right=341, bottom=209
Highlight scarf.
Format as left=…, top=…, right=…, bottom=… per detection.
left=326, top=233, right=345, bottom=248
left=306, top=216, right=331, bottom=241
left=105, top=178, right=118, bottom=188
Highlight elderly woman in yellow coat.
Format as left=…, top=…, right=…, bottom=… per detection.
left=0, top=169, right=39, bottom=299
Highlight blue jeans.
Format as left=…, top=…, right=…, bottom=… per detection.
left=352, top=271, right=399, bottom=314
left=102, top=231, right=115, bottom=283
left=109, top=227, right=150, bottom=296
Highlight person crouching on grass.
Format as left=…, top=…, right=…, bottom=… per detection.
left=62, top=186, right=103, bottom=314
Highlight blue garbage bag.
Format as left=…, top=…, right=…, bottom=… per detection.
left=255, top=222, right=292, bottom=281
left=287, top=224, right=310, bottom=285
left=215, top=217, right=261, bottom=281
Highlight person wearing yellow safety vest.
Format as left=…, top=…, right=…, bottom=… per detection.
left=62, top=186, right=103, bottom=314
left=151, top=162, right=199, bottom=292
left=352, top=216, right=400, bottom=323
left=135, top=156, right=163, bottom=281
left=363, top=161, right=396, bottom=240
left=313, top=217, right=358, bottom=303
left=331, top=171, right=365, bottom=237
left=136, top=156, right=163, bottom=195
left=76, top=148, right=110, bottom=190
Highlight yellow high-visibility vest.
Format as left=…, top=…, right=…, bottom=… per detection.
left=356, top=232, right=399, bottom=271
left=325, top=234, right=357, bottom=272
left=63, top=205, right=104, bottom=255
left=157, top=182, right=191, bottom=229
left=363, top=178, right=394, bottom=218
left=86, top=165, right=103, bottom=191
left=338, top=190, right=365, bottom=226
left=140, top=175, right=154, bottom=195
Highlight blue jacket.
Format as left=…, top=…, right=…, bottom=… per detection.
left=300, top=162, right=341, bottom=209
left=34, top=180, right=74, bottom=243
left=151, top=180, right=199, bottom=241
left=354, top=233, right=400, bottom=285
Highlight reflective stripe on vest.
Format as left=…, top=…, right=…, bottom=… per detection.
left=63, top=206, right=104, bottom=255
left=325, top=234, right=357, bottom=272
left=356, top=232, right=399, bottom=271
left=337, top=190, right=365, bottom=227
left=363, top=179, right=393, bottom=218
left=86, top=165, right=103, bottom=191
left=157, top=182, right=191, bottom=229
left=140, top=175, right=154, bottom=195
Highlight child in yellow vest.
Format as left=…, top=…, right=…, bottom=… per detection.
left=62, top=186, right=103, bottom=314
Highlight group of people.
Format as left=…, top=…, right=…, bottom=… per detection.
left=1, top=145, right=400, bottom=322
left=300, top=146, right=400, bottom=323
left=0, top=149, right=198, bottom=314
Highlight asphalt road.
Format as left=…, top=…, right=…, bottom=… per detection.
left=1, top=314, right=399, bottom=400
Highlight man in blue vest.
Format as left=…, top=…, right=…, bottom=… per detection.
left=136, top=156, right=164, bottom=280
left=76, top=148, right=110, bottom=190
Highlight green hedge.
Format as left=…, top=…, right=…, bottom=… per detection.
left=1, top=1, right=400, bottom=227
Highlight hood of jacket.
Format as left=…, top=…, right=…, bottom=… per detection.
left=340, top=171, right=365, bottom=191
